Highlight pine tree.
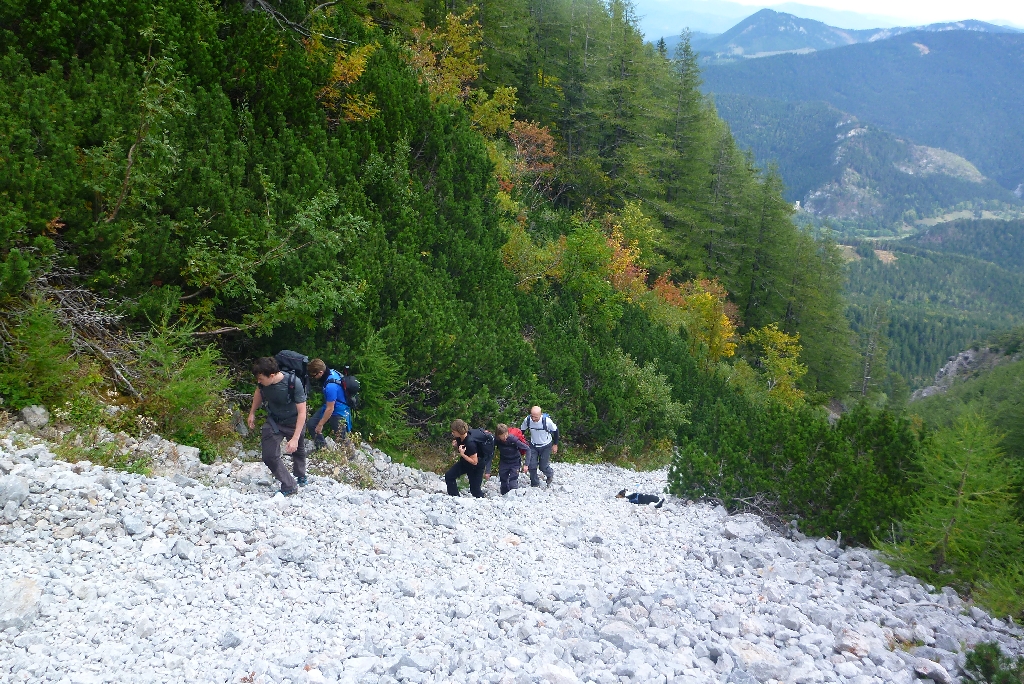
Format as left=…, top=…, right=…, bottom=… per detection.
left=881, top=413, right=1023, bottom=590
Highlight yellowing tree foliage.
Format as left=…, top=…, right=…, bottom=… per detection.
left=409, top=7, right=484, bottom=103
left=743, top=323, right=807, bottom=406
left=305, top=21, right=380, bottom=124
left=649, top=275, right=738, bottom=362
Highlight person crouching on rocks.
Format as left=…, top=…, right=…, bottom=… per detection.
left=444, top=419, right=494, bottom=498
left=616, top=489, right=665, bottom=508
left=248, top=356, right=308, bottom=496
left=306, top=358, right=351, bottom=449
left=494, top=424, right=529, bottom=495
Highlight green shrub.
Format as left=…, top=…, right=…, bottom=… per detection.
left=964, top=642, right=1024, bottom=684
left=0, top=299, right=99, bottom=410
left=669, top=400, right=923, bottom=543
left=976, top=563, right=1024, bottom=621
left=880, top=414, right=1022, bottom=595
left=135, top=324, right=230, bottom=461
left=352, top=331, right=413, bottom=448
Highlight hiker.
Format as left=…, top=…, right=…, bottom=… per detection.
left=444, top=419, right=494, bottom=498
left=248, top=356, right=308, bottom=496
left=494, top=424, right=530, bottom=495
left=520, top=406, right=559, bottom=487
left=616, top=489, right=665, bottom=508
left=306, top=358, right=352, bottom=449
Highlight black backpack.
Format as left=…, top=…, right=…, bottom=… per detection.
left=341, top=374, right=361, bottom=410
left=274, top=350, right=310, bottom=398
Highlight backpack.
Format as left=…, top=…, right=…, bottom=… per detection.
left=508, top=427, right=529, bottom=456
left=475, top=428, right=495, bottom=459
left=341, top=374, right=361, bottom=410
left=524, top=412, right=553, bottom=435
left=274, top=350, right=310, bottom=396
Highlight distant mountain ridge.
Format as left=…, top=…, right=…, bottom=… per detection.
left=671, top=9, right=1018, bottom=62
left=701, top=31, right=1024, bottom=192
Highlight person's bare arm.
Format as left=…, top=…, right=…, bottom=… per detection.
left=247, top=388, right=262, bottom=429
left=459, top=444, right=478, bottom=466
left=315, top=401, right=335, bottom=433
left=286, top=402, right=306, bottom=454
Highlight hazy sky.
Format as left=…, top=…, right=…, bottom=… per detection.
left=739, top=0, right=1023, bottom=25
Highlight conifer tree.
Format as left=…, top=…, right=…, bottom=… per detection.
left=881, top=413, right=1023, bottom=590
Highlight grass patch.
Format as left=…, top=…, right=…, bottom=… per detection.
left=555, top=439, right=675, bottom=471
left=53, top=435, right=151, bottom=475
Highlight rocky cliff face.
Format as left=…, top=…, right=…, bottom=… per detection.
left=911, top=347, right=1020, bottom=400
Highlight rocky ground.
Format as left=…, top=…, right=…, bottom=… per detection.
left=1, top=426, right=1022, bottom=684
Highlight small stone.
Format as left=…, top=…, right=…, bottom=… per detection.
left=397, top=652, right=437, bottom=672
left=219, top=629, right=243, bottom=649
left=217, top=512, right=254, bottom=534
left=426, top=512, right=457, bottom=529
left=914, top=658, right=953, bottom=684
left=776, top=563, right=815, bottom=584
left=171, top=538, right=196, bottom=560
left=0, top=578, right=41, bottom=630
left=727, top=671, right=759, bottom=684
left=0, top=475, right=29, bottom=508
left=598, top=621, right=645, bottom=651
left=122, top=514, right=147, bottom=536
left=358, top=568, right=379, bottom=584
left=211, top=544, right=237, bottom=559
left=534, top=662, right=580, bottom=684
left=837, top=628, right=871, bottom=658
left=20, top=405, right=50, bottom=429
left=722, top=520, right=759, bottom=540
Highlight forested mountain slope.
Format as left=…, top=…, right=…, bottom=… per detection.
left=701, top=31, right=1024, bottom=191
left=905, top=219, right=1024, bottom=271
left=911, top=331, right=1024, bottom=463
left=713, top=95, right=1018, bottom=235
left=0, top=0, right=858, bottom=459
left=846, top=221, right=1024, bottom=387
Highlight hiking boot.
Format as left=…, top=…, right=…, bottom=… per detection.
left=280, top=487, right=297, bottom=497
left=546, top=473, right=553, bottom=486
left=297, top=476, right=308, bottom=487
left=655, top=498, right=665, bottom=509
left=313, top=434, right=327, bottom=451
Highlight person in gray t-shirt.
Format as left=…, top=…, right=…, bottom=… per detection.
left=247, top=356, right=308, bottom=495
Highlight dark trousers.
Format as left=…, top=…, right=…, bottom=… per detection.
left=445, top=458, right=484, bottom=498
left=306, top=404, right=345, bottom=440
left=527, top=443, right=554, bottom=486
left=481, top=450, right=495, bottom=479
left=261, top=421, right=307, bottom=492
left=498, top=460, right=521, bottom=495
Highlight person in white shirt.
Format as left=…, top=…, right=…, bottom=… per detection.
left=520, top=405, right=559, bottom=487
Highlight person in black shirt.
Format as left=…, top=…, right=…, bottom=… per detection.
left=247, top=356, right=308, bottom=496
left=444, top=419, right=494, bottom=498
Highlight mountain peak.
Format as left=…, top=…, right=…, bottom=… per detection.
left=694, top=10, right=1019, bottom=63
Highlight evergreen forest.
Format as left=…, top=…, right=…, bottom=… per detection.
left=1, top=0, right=1022, bottom=616
left=846, top=220, right=1024, bottom=388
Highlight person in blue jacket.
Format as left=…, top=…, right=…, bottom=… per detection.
left=306, top=358, right=351, bottom=448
